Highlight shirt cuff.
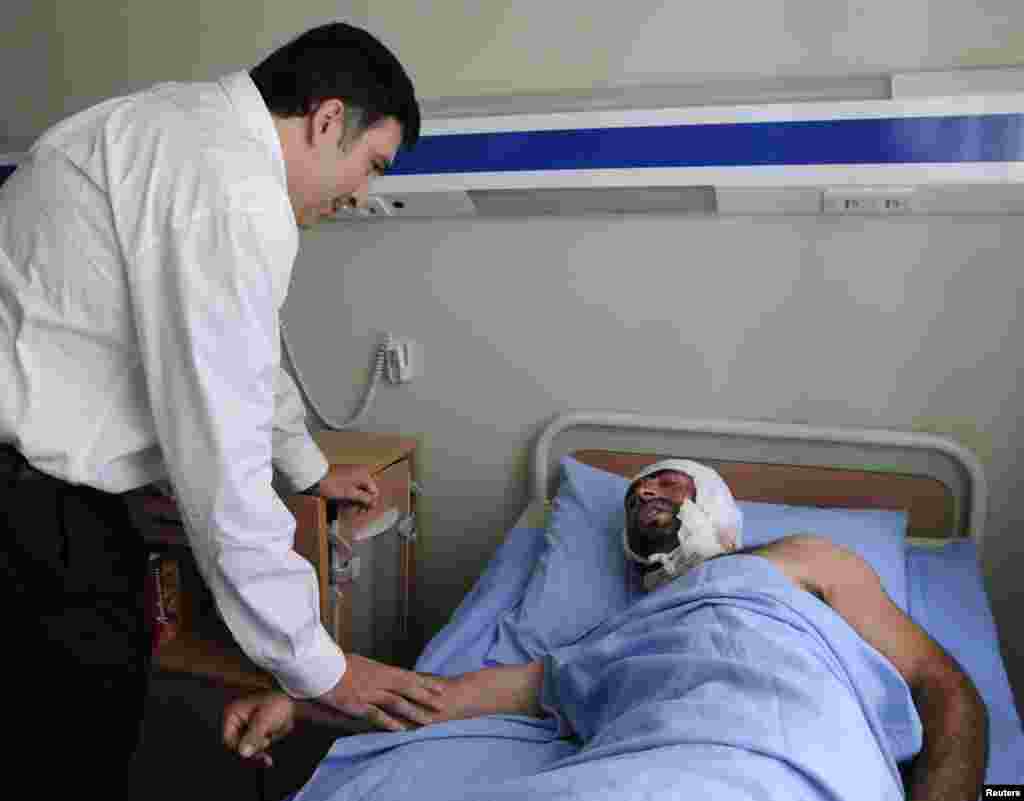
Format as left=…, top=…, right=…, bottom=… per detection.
left=276, top=434, right=329, bottom=495
left=274, top=627, right=347, bottom=699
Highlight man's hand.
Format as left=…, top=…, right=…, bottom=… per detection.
left=223, top=692, right=296, bottom=767
left=317, top=464, right=379, bottom=509
left=318, top=653, right=446, bottom=731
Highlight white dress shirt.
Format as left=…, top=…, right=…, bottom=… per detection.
left=0, top=72, right=345, bottom=698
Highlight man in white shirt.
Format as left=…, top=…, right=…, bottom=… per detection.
left=0, top=22, right=443, bottom=782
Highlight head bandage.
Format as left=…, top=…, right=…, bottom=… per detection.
left=622, top=459, right=743, bottom=590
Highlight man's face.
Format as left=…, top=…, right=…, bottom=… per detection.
left=624, top=469, right=696, bottom=559
left=292, top=102, right=402, bottom=227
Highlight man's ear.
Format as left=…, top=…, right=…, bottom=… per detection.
left=310, top=98, right=346, bottom=145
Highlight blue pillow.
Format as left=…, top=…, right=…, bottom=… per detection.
left=488, top=459, right=640, bottom=663
left=740, top=501, right=909, bottom=611
left=486, top=456, right=909, bottom=665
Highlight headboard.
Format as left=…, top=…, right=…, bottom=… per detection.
left=531, top=410, right=986, bottom=552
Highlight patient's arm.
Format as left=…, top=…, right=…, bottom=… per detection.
left=424, top=661, right=547, bottom=721
left=297, top=661, right=546, bottom=726
left=756, top=535, right=987, bottom=801
left=299, top=664, right=546, bottom=727
left=224, top=662, right=546, bottom=762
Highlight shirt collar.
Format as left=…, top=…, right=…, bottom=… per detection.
left=218, top=70, right=287, bottom=189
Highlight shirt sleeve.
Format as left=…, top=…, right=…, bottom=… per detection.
left=273, top=366, right=329, bottom=494
left=125, top=199, right=345, bottom=699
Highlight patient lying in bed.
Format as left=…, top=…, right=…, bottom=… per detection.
left=225, top=460, right=987, bottom=801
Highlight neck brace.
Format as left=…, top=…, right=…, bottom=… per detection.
left=622, top=458, right=743, bottom=591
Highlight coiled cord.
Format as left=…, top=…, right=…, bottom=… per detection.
left=281, top=321, right=391, bottom=431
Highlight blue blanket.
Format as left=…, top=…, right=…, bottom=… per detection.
left=293, top=555, right=921, bottom=801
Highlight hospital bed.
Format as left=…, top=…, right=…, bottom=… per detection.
left=285, top=410, right=1023, bottom=799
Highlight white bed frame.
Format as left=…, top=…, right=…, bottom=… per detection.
left=530, top=410, right=987, bottom=555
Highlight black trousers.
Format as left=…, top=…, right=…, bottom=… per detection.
left=0, top=446, right=152, bottom=785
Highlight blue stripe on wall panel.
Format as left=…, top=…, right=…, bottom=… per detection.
left=0, top=164, right=17, bottom=186
left=390, top=114, right=1024, bottom=175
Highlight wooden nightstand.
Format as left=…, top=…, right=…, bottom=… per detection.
left=313, top=430, right=419, bottom=669
left=145, top=431, right=419, bottom=691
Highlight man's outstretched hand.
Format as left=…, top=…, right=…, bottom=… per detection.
left=223, top=655, right=447, bottom=764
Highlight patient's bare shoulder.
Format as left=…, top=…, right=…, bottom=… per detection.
left=744, top=534, right=850, bottom=602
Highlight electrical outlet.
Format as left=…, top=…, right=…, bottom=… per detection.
left=385, top=338, right=422, bottom=383
left=823, top=187, right=917, bottom=215
left=325, top=196, right=394, bottom=221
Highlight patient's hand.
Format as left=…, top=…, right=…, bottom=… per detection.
left=424, top=662, right=546, bottom=723
left=223, top=692, right=296, bottom=767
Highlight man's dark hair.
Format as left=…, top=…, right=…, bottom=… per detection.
left=251, top=22, right=420, bottom=150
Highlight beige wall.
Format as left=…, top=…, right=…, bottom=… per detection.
left=363, top=1, right=1024, bottom=98
left=11, top=0, right=1023, bottom=143
left=1, top=1, right=367, bottom=143
left=3, top=1, right=1023, bottom=707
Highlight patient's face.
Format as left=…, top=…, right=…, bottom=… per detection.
left=624, top=470, right=696, bottom=559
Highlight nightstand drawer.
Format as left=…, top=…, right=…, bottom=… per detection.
left=329, top=459, right=414, bottom=666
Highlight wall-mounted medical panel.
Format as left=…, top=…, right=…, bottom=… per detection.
left=381, top=94, right=1024, bottom=193
left=327, top=88, right=1024, bottom=219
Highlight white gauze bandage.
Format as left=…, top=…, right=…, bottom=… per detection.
left=622, top=459, right=744, bottom=591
